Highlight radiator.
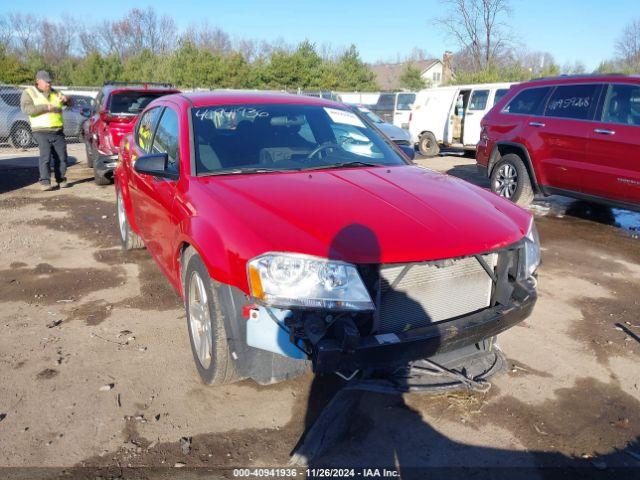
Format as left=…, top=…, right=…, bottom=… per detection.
left=377, top=254, right=497, bottom=334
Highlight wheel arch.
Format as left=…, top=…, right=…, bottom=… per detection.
left=175, top=218, right=241, bottom=300
left=114, top=173, right=141, bottom=234
left=489, top=142, right=541, bottom=194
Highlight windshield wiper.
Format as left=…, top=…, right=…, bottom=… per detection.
left=204, top=167, right=284, bottom=176
left=301, top=161, right=379, bottom=171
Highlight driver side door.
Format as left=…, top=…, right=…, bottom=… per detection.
left=132, top=106, right=182, bottom=275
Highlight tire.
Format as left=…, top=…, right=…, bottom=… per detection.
left=116, top=188, right=144, bottom=250
left=10, top=123, right=34, bottom=149
left=94, top=164, right=111, bottom=185
left=183, top=247, right=238, bottom=386
left=490, top=154, right=534, bottom=207
left=85, top=142, right=94, bottom=168
left=418, top=132, right=440, bottom=157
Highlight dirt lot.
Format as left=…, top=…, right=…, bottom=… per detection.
left=0, top=145, right=639, bottom=478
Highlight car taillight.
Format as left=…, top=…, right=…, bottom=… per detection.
left=99, top=110, right=134, bottom=123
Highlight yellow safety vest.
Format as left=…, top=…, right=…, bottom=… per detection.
left=25, top=86, right=64, bottom=130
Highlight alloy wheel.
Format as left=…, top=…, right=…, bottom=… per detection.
left=15, top=128, right=32, bottom=148
left=494, top=163, right=518, bottom=199
left=188, top=272, right=212, bottom=369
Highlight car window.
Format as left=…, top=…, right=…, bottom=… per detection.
left=468, top=90, right=490, bottom=110
left=544, top=84, right=601, bottom=120
left=493, top=89, right=509, bottom=106
left=151, top=108, right=180, bottom=175
left=376, top=94, right=396, bottom=110
left=0, top=92, right=21, bottom=107
left=503, top=87, right=551, bottom=115
left=108, top=92, right=170, bottom=115
left=191, top=104, right=406, bottom=174
left=396, top=93, right=416, bottom=111
left=601, top=84, right=640, bottom=127
left=136, top=107, right=162, bottom=153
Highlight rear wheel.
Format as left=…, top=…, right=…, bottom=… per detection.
left=116, top=189, right=144, bottom=250
left=490, top=154, right=534, bottom=207
left=94, top=163, right=111, bottom=185
left=418, top=132, right=440, bottom=157
left=10, top=123, right=34, bottom=149
left=183, top=248, right=238, bottom=386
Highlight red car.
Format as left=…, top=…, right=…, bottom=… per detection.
left=477, top=74, right=640, bottom=211
left=83, top=82, right=179, bottom=185
left=115, top=92, right=539, bottom=386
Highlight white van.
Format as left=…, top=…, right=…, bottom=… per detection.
left=339, top=92, right=416, bottom=129
left=408, top=82, right=515, bottom=156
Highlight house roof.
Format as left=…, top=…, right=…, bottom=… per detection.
left=370, top=59, right=442, bottom=90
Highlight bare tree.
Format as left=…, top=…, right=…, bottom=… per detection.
left=0, top=15, right=13, bottom=50
left=40, top=18, right=75, bottom=64
left=9, top=13, right=41, bottom=57
left=182, top=21, right=231, bottom=54
left=615, top=18, right=640, bottom=71
left=435, top=0, right=512, bottom=71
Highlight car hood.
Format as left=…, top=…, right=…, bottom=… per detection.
left=377, top=122, right=411, bottom=142
left=195, top=165, right=531, bottom=265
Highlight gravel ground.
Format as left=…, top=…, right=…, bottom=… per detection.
left=0, top=145, right=639, bottom=478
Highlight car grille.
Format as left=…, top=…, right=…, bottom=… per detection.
left=376, top=254, right=497, bottom=334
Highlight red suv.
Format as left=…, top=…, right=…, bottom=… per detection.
left=83, top=82, right=179, bottom=185
left=114, top=92, right=539, bottom=386
left=477, top=75, right=640, bottom=211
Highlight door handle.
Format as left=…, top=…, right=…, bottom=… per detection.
left=528, top=121, right=545, bottom=127
left=594, top=128, right=615, bottom=135
left=466, top=112, right=474, bottom=115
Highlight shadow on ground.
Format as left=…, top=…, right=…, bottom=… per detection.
left=0, top=156, right=80, bottom=194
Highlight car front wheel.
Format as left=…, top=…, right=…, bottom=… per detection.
left=183, top=248, right=238, bottom=385
left=11, top=123, right=34, bottom=149
left=490, top=154, right=534, bottom=207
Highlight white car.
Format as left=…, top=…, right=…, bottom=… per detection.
left=409, top=83, right=515, bottom=156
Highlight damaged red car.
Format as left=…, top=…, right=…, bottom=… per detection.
left=114, top=92, right=539, bottom=386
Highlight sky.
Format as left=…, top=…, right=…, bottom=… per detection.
left=0, top=0, right=634, bottom=69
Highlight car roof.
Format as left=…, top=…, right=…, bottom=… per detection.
left=521, top=73, right=640, bottom=88
left=172, top=91, right=345, bottom=109
left=101, top=85, right=180, bottom=96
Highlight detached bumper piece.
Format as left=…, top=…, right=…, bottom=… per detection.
left=313, top=281, right=535, bottom=373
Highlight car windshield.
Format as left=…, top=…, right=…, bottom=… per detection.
left=192, top=103, right=407, bottom=175
left=109, top=92, right=169, bottom=115
left=356, top=107, right=384, bottom=124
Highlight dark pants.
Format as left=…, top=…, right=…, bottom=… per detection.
left=33, top=130, right=68, bottom=185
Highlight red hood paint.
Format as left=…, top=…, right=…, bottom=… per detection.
left=191, top=165, right=532, bottom=265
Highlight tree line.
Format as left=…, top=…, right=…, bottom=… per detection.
left=1, top=5, right=639, bottom=91
left=0, top=9, right=377, bottom=90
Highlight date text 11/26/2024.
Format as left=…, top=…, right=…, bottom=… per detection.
left=232, top=468, right=400, bottom=477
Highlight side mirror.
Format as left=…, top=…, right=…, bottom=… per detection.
left=134, top=153, right=178, bottom=180
left=398, top=144, right=416, bottom=160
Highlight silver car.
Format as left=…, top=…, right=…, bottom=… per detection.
left=352, top=105, right=413, bottom=146
left=0, top=87, right=86, bottom=149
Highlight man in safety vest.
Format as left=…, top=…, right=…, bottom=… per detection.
left=20, top=70, right=70, bottom=191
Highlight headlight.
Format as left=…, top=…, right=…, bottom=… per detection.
left=521, top=218, right=541, bottom=278
left=247, top=253, right=374, bottom=311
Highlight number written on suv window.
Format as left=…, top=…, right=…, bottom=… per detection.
left=543, top=84, right=601, bottom=120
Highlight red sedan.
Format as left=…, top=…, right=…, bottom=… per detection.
left=115, top=92, right=539, bottom=386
